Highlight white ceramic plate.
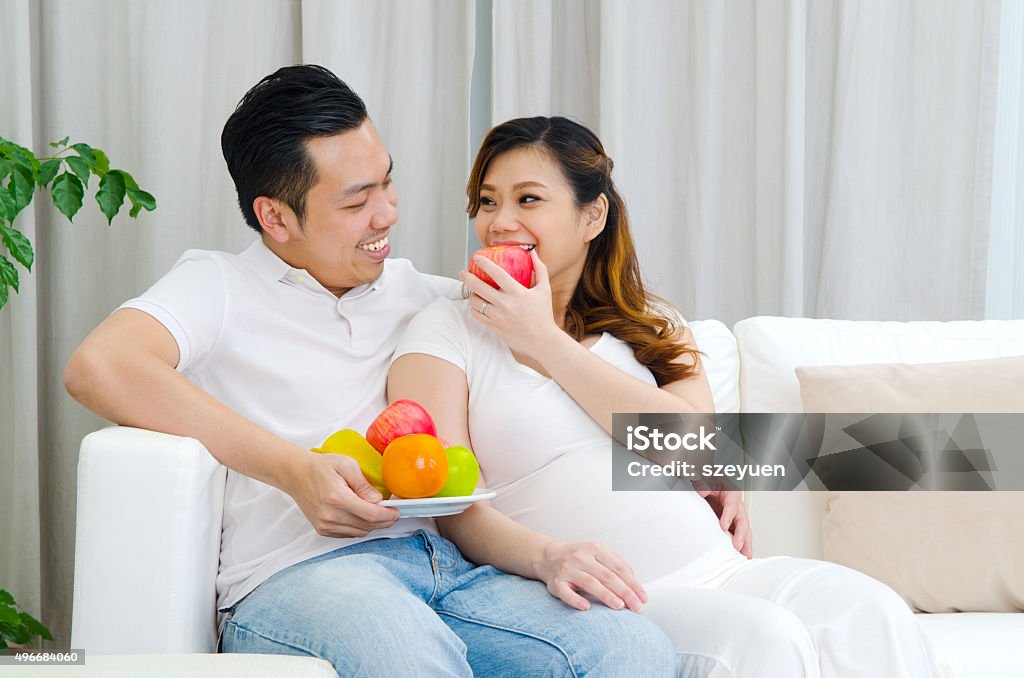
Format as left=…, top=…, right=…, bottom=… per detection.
left=381, top=490, right=496, bottom=517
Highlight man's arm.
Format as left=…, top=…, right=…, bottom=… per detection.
left=64, top=308, right=398, bottom=537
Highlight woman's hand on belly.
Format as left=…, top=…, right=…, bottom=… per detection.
left=693, top=485, right=753, bottom=558
left=534, top=540, right=648, bottom=613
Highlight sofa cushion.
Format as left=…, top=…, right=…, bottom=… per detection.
left=735, top=316, right=1024, bottom=560
left=688, top=320, right=740, bottom=413
left=735, top=316, right=1024, bottom=413
left=797, top=355, right=1024, bottom=612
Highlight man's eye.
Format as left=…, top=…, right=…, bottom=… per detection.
left=346, top=201, right=367, bottom=211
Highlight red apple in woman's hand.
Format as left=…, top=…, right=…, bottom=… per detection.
left=469, top=246, right=534, bottom=289
left=366, top=399, right=437, bottom=454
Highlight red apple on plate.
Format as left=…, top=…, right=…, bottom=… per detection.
left=366, top=399, right=437, bottom=454
left=469, top=246, right=534, bottom=289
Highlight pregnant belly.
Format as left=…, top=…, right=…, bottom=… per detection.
left=490, top=446, right=742, bottom=583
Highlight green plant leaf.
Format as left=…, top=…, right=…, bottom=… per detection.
left=51, top=172, right=84, bottom=221
left=19, top=612, right=52, bottom=641
left=0, top=158, right=11, bottom=183
left=5, top=622, right=31, bottom=646
left=0, top=281, right=8, bottom=311
left=0, top=591, right=14, bottom=606
left=50, top=136, right=70, bottom=149
left=37, top=159, right=61, bottom=188
left=126, top=188, right=156, bottom=216
left=96, top=170, right=126, bottom=224
left=0, top=255, right=18, bottom=293
left=6, top=148, right=35, bottom=175
left=89, top=148, right=110, bottom=176
left=66, top=156, right=91, bottom=186
left=0, top=185, right=15, bottom=222
left=4, top=143, right=39, bottom=175
left=0, top=603, right=18, bottom=627
left=113, top=169, right=139, bottom=191
left=11, top=164, right=35, bottom=213
left=71, top=143, right=96, bottom=166
left=1, top=224, right=34, bottom=270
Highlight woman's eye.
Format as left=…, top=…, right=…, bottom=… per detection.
left=521, top=195, right=540, bottom=204
left=480, top=197, right=496, bottom=207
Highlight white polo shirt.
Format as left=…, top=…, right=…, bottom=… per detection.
left=120, top=238, right=461, bottom=615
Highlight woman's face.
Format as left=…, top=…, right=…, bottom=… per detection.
left=474, top=147, right=601, bottom=287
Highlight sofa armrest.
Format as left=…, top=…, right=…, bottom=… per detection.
left=71, top=426, right=226, bottom=654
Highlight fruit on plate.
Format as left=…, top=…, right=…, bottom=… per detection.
left=382, top=434, right=448, bottom=499
left=468, top=245, right=534, bottom=289
left=366, top=399, right=437, bottom=454
left=312, top=429, right=390, bottom=498
left=434, top=445, right=480, bottom=497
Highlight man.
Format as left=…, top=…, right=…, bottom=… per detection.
left=64, top=64, right=676, bottom=677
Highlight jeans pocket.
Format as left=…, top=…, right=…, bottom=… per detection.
left=216, top=604, right=238, bottom=653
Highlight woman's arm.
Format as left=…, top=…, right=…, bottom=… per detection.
left=463, top=253, right=714, bottom=436
left=387, top=352, right=647, bottom=612
left=464, top=255, right=752, bottom=557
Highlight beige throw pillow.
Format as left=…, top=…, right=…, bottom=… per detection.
left=796, top=355, right=1024, bottom=613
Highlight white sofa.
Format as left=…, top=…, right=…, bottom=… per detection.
left=67, top=316, right=1024, bottom=677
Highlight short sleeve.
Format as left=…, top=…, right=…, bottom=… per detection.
left=119, top=250, right=226, bottom=372
left=392, top=297, right=469, bottom=373
left=421, top=272, right=463, bottom=300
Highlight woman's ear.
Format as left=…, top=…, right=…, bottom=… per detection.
left=254, top=197, right=295, bottom=243
left=583, top=193, right=609, bottom=243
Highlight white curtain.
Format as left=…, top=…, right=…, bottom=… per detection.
left=1, top=0, right=43, bottom=643
left=0, top=0, right=474, bottom=648
left=988, top=0, right=1024, bottom=319
left=492, top=0, right=1001, bottom=325
left=302, top=1, right=475, bottom=270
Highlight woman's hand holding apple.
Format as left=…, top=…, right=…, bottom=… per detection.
left=462, top=249, right=562, bottom=359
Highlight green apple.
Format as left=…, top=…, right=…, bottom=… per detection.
left=434, top=446, right=480, bottom=497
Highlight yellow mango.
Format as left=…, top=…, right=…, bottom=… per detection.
left=312, top=429, right=390, bottom=498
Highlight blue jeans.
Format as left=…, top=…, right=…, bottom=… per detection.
left=219, top=530, right=676, bottom=677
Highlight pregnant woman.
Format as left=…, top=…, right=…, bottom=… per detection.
left=387, top=116, right=936, bottom=677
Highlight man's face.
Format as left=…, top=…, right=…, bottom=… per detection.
left=269, top=121, right=397, bottom=295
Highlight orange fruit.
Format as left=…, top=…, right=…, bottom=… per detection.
left=382, top=434, right=448, bottom=499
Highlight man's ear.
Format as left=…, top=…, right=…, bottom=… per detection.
left=254, top=197, right=295, bottom=243
left=583, top=193, right=609, bottom=243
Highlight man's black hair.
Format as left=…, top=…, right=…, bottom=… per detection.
left=221, top=64, right=369, bottom=233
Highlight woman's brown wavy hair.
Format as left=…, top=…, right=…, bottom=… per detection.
left=466, top=116, right=701, bottom=386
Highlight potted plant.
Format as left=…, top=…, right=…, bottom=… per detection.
left=1, top=135, right=156, bottom=647
left=0, top=135, right=156, bottom=309
left=0, top=589, right=51, bottom=649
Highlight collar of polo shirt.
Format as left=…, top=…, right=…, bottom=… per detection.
left=250, top=238, right=387, bottom=299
